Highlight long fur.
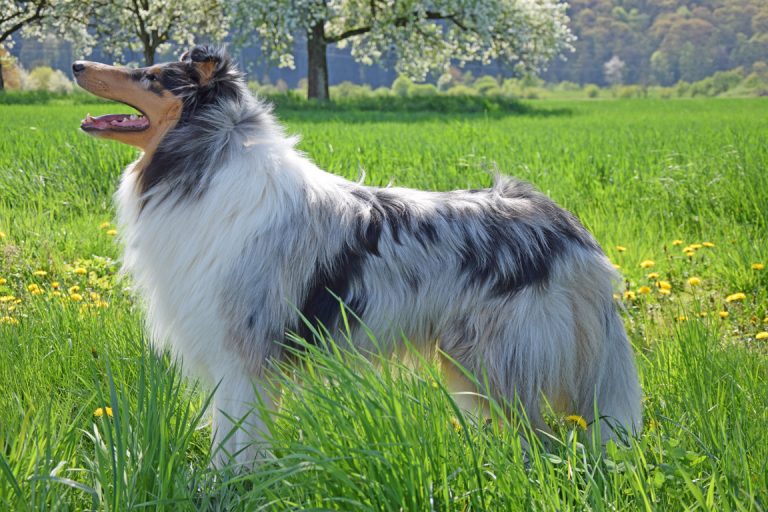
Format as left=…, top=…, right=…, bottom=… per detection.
left=115, top=46, right=642, bottom=465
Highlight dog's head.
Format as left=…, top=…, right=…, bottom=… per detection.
left=73, top=45, right=241, bottom=151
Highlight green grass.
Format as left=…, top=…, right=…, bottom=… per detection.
left=1, top=98, right=767, bottom=510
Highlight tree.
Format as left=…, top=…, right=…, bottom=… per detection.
left=89, top=0, right=229, bottom=66
left=0, top=0, right=90, bottom=90
left=603, top=55, right=625, bottom=86
left=232, top=0, right=574, bottom=100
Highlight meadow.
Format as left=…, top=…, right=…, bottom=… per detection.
left=0, top=98, right=767, bottom=510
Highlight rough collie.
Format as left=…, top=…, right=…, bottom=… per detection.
left=72, top=45, right=641, bottom=467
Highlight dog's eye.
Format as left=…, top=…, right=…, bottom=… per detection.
left=145, top=73, right=157, bottom=82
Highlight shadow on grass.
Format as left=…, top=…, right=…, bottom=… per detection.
left=1, top=90, right=573, bottom=121
left=272, top=93, right=573, bottom=123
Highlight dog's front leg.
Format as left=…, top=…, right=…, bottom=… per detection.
left=211, top=363, right=276, bottom=470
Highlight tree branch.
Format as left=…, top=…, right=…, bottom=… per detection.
left=325, top=10, right=468, bottom=44
left=0, top=1, right=47, bottom=44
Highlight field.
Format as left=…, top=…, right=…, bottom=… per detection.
left=1, top=98, right=767, bottom=510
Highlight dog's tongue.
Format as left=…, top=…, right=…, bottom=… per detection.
left=81, top=113, right=149, bottom=131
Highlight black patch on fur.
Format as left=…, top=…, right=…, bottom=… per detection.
left=457, top=179, right=598, bottom=296
left=294, top=244, right=368, bottom=346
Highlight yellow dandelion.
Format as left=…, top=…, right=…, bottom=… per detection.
left=74, top=267, right=87, bottom=275
left=658, top=289, right=671, bottom=295
left=657, top=280, right=672, bottom=290
left=702, top=242, right=715, bottom=248
left=32, top=270, right=47, bottom=277
left=623, top=291, right=636, bottom=300
left=676, top=315, right=688, bottom=321
left=68, top=285, right=80, bottom=294
left=685, top=250, right=695, bottom=258
left=565, top=415, right=587, bottom=430
left=449, top=416, right=463, bottom=433
left=90, top=292, right=101, bottom=301
left=725, top=292, right=746, bottom=303
left=640, top=260, right=655, bottom=269
left=96, top=300, right=109, bottom=308
left=638, top=286, right=652, bottom=295
left=52, top=291, right=61, bottom=297
left=51, top=282, right=59, bottom=290
left=699, top=312, right=708, bottom=317
left=93, top=407, right=113, bottom=418
left=70, top=293, right=83, bottom=302
left=752, top=263, right=765, bottom=270
left=687, top=277, right=702, bottom=286
left=0, top=231, right=5, bottom=239
left=647, top=272, right=660, bottom=280
left=2, top=295, right=18, bottom=303
left=672, top=239, right=684, bottom=246
left=690, top=243, right=703, bottom=250
left=756, top=332, right=768, bottom=340
left=616, top=245, right=627, bottom=252
left=1, top=316, right=19, bottom=325
left=27, top=284, right=43, bottom=295
left=106, top=229, right=118, bottom=236
left=719, top=311, right=729, bottom=319
left=0, top=278, right=6, bottom=285
left=99, top=221, right=111, bottom=229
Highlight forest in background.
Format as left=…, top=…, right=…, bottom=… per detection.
left=543, top=0, right=768, bottom=85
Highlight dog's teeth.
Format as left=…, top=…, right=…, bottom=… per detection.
left=130, top=114, right=137, bottom=120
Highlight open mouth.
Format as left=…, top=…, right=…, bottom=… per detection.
left=80, top=112, right=150, bottom=132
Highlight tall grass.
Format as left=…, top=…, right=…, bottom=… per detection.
left=1, top=98, right=766, bottom=509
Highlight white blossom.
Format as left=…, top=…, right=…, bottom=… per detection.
left=232, top=0, right=574, bottom=81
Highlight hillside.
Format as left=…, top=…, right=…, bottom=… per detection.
left=544, top=0, right=768, bottom=85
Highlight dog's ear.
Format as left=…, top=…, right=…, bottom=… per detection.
left=181, top=46, right=224, bottom=86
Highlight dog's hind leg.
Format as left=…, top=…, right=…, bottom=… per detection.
left=439, top=352, right=490, bottom=422
left=211, top=361, right=275, bottom=470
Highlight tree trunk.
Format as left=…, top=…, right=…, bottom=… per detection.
left=307, top=22, right=329, bottom=101
left=0, top=61, right=4, bottom=91
left=144, top=47, right=155, bottom=66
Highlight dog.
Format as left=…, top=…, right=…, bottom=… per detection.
left=72, top=45, right=642, bottom=467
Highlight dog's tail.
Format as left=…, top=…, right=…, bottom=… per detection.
left=591, top=303, right=643, bottom=441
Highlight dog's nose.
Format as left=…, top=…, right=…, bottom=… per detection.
left=72, top=62, right=86, bottom=74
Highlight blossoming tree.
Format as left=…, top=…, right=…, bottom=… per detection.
left=0, top=0, right=90, bottom=90
left=87, top=0, right=230, bottom=66
left=232, top=0, right=574, bottom=100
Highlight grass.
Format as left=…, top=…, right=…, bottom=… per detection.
left=1, top=98, right=767, bottom=510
